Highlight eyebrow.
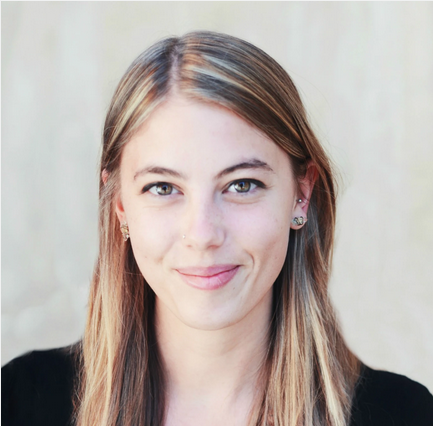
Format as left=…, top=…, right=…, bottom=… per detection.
left=134, top=166, right=185, bottom=181
left=133, top=158, right=274, bottom=181
left=216, top=159, right=274, bottom=179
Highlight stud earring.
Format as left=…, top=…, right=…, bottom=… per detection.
left=182, top=234, right=186, bottom=239
left=120, top=222, right=130, bottom=241
left=292, top=216, right=307, bottom=226
left=297, top=199, right=303, bottom=203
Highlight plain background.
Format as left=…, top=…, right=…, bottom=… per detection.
left=2, top=2, right=433, bottom=392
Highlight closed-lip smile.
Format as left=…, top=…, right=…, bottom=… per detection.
left=176, top=264, right=239, bottom=290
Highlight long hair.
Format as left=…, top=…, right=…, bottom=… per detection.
left=75, top=31, right=360, bottom=426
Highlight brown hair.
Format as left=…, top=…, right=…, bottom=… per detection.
left=75, top=31, right=360, bottom=426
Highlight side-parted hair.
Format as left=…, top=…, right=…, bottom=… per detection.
left=74, top=31, right=360, bottom=426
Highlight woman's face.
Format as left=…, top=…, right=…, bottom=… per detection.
left=116, top=95, right=305, bottom=331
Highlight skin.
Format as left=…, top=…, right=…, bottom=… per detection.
left=114, top=94, right=313, bottom=425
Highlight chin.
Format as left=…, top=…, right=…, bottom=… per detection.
left=158, top=296, right=246, bottom=331
left=182, top=304, right=242, bottom=330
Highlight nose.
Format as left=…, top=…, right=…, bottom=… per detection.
left=182, top=195, right=225, bottom=251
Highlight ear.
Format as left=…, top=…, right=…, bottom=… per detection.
left=101, top=168, right=109, bottom=185
left=114, top=193, right=127, bottom=225
left=290, top=160, right=318, bottom=229
left=102, top=168, right=127, bottom=224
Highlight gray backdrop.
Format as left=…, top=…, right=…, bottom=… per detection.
left=2, top=2, right=433, bottom=392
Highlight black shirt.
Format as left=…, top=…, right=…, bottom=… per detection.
left=2, top=347, right=433, bottom=426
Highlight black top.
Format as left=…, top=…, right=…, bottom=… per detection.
left=2, top=347, right=433, bottom=426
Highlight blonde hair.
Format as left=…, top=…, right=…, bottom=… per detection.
left=75, top=31, right=360, bottom=426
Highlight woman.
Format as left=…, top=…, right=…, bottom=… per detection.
left=2, top=31, right=433, bottom=426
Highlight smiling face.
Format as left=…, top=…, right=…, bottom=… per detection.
left=115, top=94, right=305, bottom=331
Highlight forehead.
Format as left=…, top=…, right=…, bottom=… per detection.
left=121, top=95, right=292, bottom=178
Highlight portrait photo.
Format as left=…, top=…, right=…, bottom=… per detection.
left=2, top=2, right=433, bottom=425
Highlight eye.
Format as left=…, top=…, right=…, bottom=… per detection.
left=226, top=179, right=261, bottom=193
left=144, top=182, right=179, bottom=196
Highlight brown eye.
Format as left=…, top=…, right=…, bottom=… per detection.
left=155, top=183, right=173, bottom=195
left=232, top=180, right=251, bottom=193
left=226, top=179, right=264, bottom=195
left=144, top=182, right=180, bottom=196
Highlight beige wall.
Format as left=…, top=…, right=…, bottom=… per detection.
left=2, top=2, right=433, bottom=392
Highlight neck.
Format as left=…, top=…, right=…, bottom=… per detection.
left=155, top=292, right=272, bottom=426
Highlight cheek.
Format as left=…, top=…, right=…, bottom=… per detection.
left=228, top=202, right=291, bottom=269
left=249, top=210, right=290, bottom=301
left=127, top=206, right=179, bottom=269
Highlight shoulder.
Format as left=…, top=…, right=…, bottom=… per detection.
left=351, top=364, right=433, bottom=426
left=2, top=345, right=79, bottom=426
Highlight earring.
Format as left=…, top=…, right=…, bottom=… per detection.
left=297, top=199, right=303, bottom=203
left=120, top=222, right=130, bottom=241
left=292, top=216, right=307, bottom=226
left=182, top=234, right=186, bottom=239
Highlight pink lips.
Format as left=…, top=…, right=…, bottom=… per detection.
left=176, top=264, right=239, bottom=290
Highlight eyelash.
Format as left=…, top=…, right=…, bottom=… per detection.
left=141, top=179, right=266, bottom=196
left=225, top=179, right=266, bottom=194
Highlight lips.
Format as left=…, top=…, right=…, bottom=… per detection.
left=176, top=264, right=239, bottom=290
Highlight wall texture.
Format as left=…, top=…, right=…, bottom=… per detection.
left=2, top=2, right=433, bottom=392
